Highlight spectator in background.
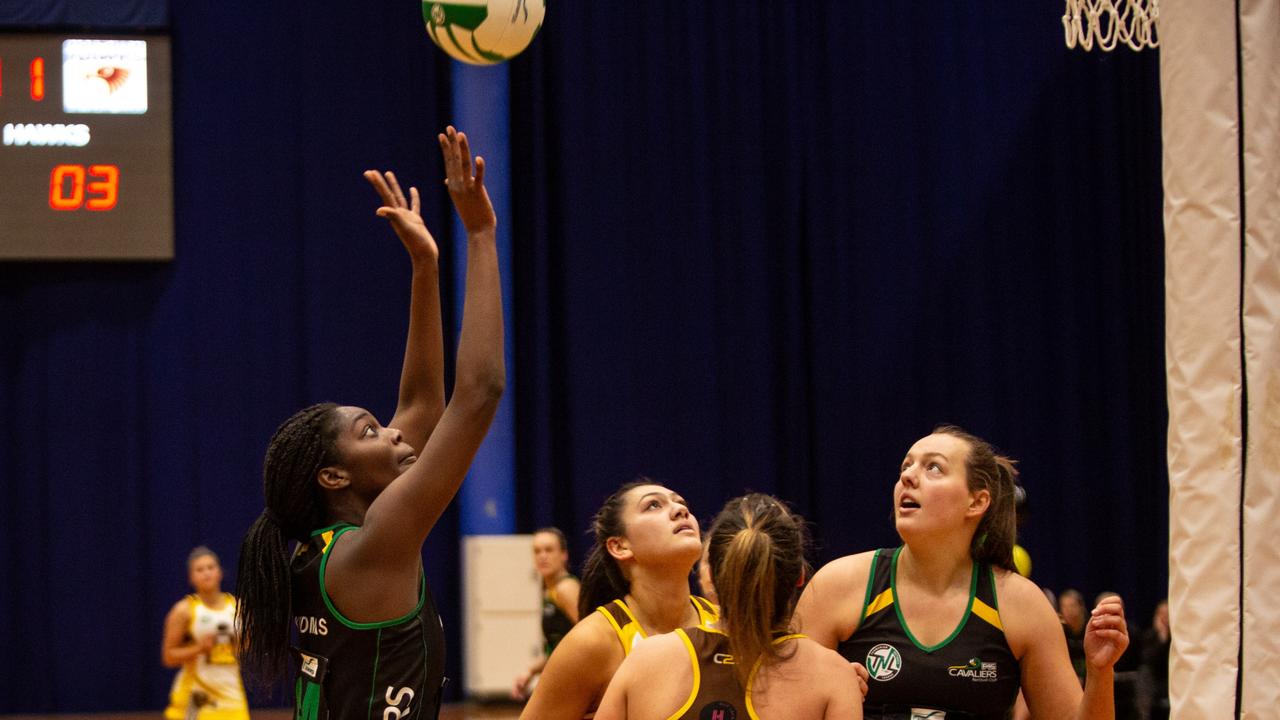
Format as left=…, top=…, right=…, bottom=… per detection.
left=512, top=528, right=581, bottom=700
left=1141, top=600, right=1170, bottom=720
left=1060, top=588, right=1089, bottom=685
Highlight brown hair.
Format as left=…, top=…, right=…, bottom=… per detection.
left=707, top=493, right=809, bottom=689
left=534, top=526, right=569, bottom=552
left=932, top=425, right=1019, bottom=572
left=577, top=480, right=651, bottom=618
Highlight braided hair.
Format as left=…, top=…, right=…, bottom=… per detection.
left=236, top=402, right=340, bottom=686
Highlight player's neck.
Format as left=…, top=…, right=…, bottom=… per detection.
left=196, top=589, right=226, bottom=608
left=898, top=542, right=972, bottom=595
left=626, top=572, right=694, bottom=634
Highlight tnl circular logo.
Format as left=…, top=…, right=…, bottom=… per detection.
left=866, top=643, right=903, bottom=681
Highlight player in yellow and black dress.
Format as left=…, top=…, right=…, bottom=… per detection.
left=596, top=493, right=862, bottom=720
left=162, top=546, right=249, bottom=720
left=235, top=127, right=505, bottom=719
left=518, top=480, right=720, bottom=720
left=797, top=426, right=1130, bottom=720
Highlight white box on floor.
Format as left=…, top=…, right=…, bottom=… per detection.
left=462, top=534, right=543, bottom=698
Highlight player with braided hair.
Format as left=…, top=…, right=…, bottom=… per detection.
left=235, top=126, right=504, bottom=719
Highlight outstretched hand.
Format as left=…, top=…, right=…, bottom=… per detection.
left=439, top=125, right=497, bottom=234
left=365, top=169, right=438, bottom=264
left=1084, top=595, right=1130, bottom=671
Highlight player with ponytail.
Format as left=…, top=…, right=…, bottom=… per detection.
left=520, top=479, right=718, bottom=720
left=796, top=425, right=1130, bottom=720
left=596, top=493, right=862, bottom=720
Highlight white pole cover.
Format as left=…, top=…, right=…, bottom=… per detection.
left=1240, top=0, right=1280, bottom=716
left=1160, top=1, right=1245, bottom=717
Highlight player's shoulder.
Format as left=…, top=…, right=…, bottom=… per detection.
left=554, top=575, right=581, bottom=593
left=792, top=636, right=862, bottom=684
left=629, top=629, right=688, bottom=664
left=993, top=568, right=1050, bottom=612
left=810, top=549, right=879, bottom=593
left=992, top=569, right=1060, bottom=639
left=166, top=595, right=193, bottom=618
left=558, top=606, right=626, bottom=659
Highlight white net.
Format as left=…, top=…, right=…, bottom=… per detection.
left=1063, top=0, right=1160, bottom=51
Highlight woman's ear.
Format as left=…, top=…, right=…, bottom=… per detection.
left=605, top=535, right=632, bottom=562
left=967, top=488, right=992, bottom=518
left=317, top=466, right=349, bottom=491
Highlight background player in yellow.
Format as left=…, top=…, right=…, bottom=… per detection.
left=162, top=546, right=249, bottom=720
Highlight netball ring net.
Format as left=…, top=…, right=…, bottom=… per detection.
left=1063, top=0, right=1160, bottom=51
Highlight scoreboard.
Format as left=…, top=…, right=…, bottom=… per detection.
left=0, top=32, right=173, bottom=260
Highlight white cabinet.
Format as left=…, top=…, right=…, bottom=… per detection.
left=462, top=534, right=543, bottom=698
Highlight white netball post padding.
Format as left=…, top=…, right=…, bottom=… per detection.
left=462, top=534, right=542, bottom=699
left=1240, top=0, right=1280, bottom=716
left=1160, top=0, right=1246, bottom=717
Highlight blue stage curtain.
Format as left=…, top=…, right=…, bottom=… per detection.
left=508, top=1, right=1167, bottom=625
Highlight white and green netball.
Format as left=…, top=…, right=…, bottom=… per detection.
left=423, top=0, right=546, bottom=65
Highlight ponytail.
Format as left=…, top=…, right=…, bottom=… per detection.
left=236, top=512, right=293, bottom=685
left=236, top=403, right=338, bottom=688
left=933, top=425, right=1019, bottom=572
left=708, top=493, right=808, bottom=690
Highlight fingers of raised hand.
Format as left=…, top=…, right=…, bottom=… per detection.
left=385, top=171, right=408, bottom=208
left=457, top=131, right=474, bottom=179
left=439, top=129, right=461, bottom=187
left=364, top=169, right=397, bottom=206
left=410, top=186, right=421, bottom=215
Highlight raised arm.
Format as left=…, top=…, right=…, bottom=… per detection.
left=1073, top=595, right=1130, bottom=720
left=364, top=169, right=445, bottom=453
left=1004, top=576, right=1128, bottom=720
left=342, top=127, right=505, bottom=573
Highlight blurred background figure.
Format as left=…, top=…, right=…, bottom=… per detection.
left=161, top=546, right=249, bottom=720
left=513, top=527, right=581, bottom=700
left=1141, top=599, right=1171, bottom=720
left=1060, top=588, right=1089, bottom=685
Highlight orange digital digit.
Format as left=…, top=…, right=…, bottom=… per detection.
left=49, top=164, right=86, bottom=210
left=30, top=56, right=44, bottom=101
left=86, top=165, right=120, bottom=211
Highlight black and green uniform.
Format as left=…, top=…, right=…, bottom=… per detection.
left=838, top=547, right=1020, bottom=720
left=290, top=524, right=446, bottom=720
left=541, top=574, right=577, bottom=655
